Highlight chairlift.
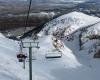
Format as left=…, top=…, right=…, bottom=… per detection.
left=17, top=52, right=27, bottom=62
left=45, top=51, right=62, bottom=59
left=17, top=41, right=27, bottom=62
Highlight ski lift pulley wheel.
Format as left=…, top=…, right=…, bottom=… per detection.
left=17, top=53, right=27, bottom=62
left=45, top=52, right=62, bottom=59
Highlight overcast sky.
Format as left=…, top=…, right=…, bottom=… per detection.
left=0, top=0, right=89, bottom=2
left=0, top=0, right=99, bottom=3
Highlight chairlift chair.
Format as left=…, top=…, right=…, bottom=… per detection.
left=45, top=51, right=62, bottom=59
left=17, top=51, right=27, bottom=62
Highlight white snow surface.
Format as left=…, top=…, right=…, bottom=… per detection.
left=35, top=12, right=100, bottom=80
left=0, top=33, right=28, bottom=80
left=1, top=12, right=100, bottom=80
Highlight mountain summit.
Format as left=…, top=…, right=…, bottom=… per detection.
left=39, top=11, right=100, bottom=37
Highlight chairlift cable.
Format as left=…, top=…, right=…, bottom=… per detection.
left=24, top=0, right=33, bottom=34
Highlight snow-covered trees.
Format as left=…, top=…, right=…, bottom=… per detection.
left=79, top=26, right=100, bottom=56
left=51, top=26, right=75, bottom=42
left=51, top=36, right=64, bottom=51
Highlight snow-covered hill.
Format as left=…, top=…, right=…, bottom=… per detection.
left=0, top=33, right=28, bottom=80
left=38, top=11, right=100, bottom=37
left=35, top=11, right=100, bottom=80
left=0, top=11, right=100, bottom=80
